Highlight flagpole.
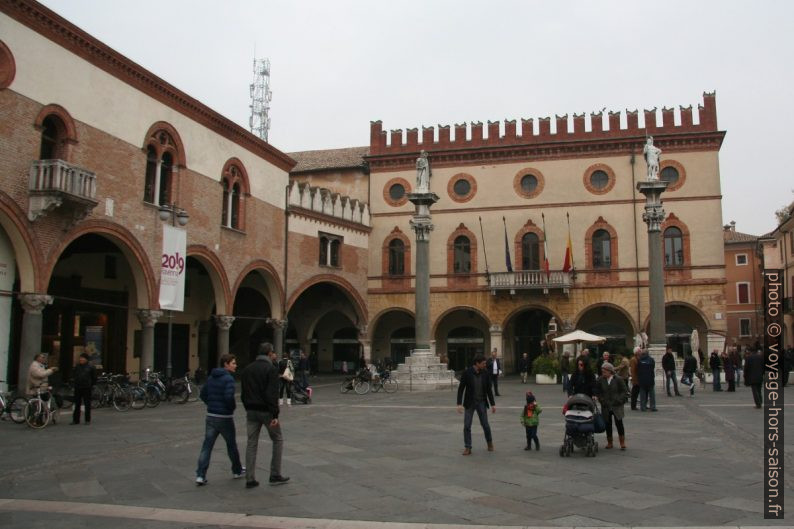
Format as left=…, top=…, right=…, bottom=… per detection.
left=567, top=212, right=575, bottom=275
left=502, top=216, right=513, bottom=273
left=541, top=212, right=550, bottom=279
left=479, top=216, right=490, bottom=284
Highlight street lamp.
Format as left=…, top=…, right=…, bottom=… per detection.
left=158, top=203, right=189, bottom=378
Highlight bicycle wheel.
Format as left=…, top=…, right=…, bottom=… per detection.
left=48, top=400, right=60, bottom=424
left=354, top=380, right=370, bottom=395
left=187, top=383, right=199, bottom=402
left=174, top=386, right=189, bottom=404
left=340, top=379, right=352, bottom=393
left=371, top=381, right=381, bottom=393
left=24, top=399, right=50, bottom=429
left=112, top=388, right=131, bottom=412
left=10, top=397, right=28, bottom=423
left=145, top=386, right=161, bottom=408
left=90, top=386, right=102, bottom=409
left=130, top=387, right=147, bottom=410
left=382, top=378, right=398, bottom=393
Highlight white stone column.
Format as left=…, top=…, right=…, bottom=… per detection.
left=136, top=309, right=162, bottom=373
left=18, top=293, right=53, bottom=385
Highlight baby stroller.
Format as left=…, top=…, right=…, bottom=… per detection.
left=559, top=394, right=599, bottom=457
left=290, top=379, right=312, bottom=404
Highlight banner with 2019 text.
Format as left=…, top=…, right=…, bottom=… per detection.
left=159, top=224, right=186, bottom=311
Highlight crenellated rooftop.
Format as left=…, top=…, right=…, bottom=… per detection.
left=370, top=92, right=718, bottom=156
left=288, top=181, right=370, bottom=228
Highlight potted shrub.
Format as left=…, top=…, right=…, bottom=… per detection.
left=532, top=355, right=559, bottom=384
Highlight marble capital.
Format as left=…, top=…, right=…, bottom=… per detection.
left=214, top=314, right=235, bottom=330
left=137, top=309, right=163, bottom=327
left=19, top=293, right=53, bottom=314
left=266, top=318, right=287, bottom=330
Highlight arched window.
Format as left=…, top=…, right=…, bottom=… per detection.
left=220, top=161, right=248, bottom=230
left=454, top=236, right=471, bottom=273
left=221, top=177, right=230, bottom=226
left=592, top=229, right=611, bottom=269
left=144, top=146, right=158, bottom=204
left=231, top=182, right=241, bottom=228
left=319, top=236, right=328, bottom=266
left=521, top=232, right=540, bottom=270
left=142, top=130, right=179, bottom=206
left=39, top=116, right=59, bottom=159
left=388, top=239, right=405, bottom=275
left=664, top=226, right=684, bottom=266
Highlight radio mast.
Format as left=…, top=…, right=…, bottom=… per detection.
left=249, top=58, right=272, bottom=142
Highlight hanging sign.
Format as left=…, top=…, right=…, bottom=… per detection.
left=159, top=224, right=186, bottom=311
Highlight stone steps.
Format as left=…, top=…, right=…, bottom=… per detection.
left=392, top=349, right=457, bottom=390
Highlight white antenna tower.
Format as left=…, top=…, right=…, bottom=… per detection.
left=249, top=57, right=272, bottom=142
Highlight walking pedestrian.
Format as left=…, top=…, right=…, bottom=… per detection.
left=595, top=362, right=628, bottom=450
left=744, top=348, right=764, bottom=408
left=680, top=349, right=697, bottom=397
left=518, top=353, right=530, bottom=384
left=662, top=346, right=682, bottom=396
left=241, top=342, right=289, bottom=488
left=70, top=352, right=96, bottom=425
left=629, top=347, right=641, bottom=410
left=723, top=350, right=736, bottom=392
left=486, top=348, right=502, bottom=396
left=520, top=391, right=542, bottom=451
left=731, top=347, right=743, bottom=388
left=278, top=351, right=294, bottom=406
left=456, top=353, right=496, bottom=455
left=637, top=349, right=657, bottom=412
left=195, top=354, right=245, bottom=486
left=709, top=350, right=722, bottom=391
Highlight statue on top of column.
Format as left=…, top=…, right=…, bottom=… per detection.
left=415, top=150, right=431, bottom=192
left=643, top=136, right=662, bottom=180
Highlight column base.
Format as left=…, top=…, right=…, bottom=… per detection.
left=393, top=348, right=457, bottom=391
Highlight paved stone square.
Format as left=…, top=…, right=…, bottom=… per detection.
left=0, top=376, right=792, bottom=528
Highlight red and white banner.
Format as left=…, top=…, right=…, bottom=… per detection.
left=159, top=224, right=186, bottom=311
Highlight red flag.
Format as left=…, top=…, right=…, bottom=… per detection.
left=562, top=232, right=573, bottom=273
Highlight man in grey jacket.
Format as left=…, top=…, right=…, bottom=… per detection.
left=241, top=342, right=289, bottom=488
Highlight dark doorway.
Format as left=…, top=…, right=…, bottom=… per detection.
left=389, top=326, right=415, bottom=366
left=447, top=326, right=484, bottom=372
left=513, top=309, right=552, bottom=372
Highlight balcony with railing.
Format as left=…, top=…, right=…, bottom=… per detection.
left=28, top=159, right=98, bottom=222
left=488, top=269, right=573, bottom=295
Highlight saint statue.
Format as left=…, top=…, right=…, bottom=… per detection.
left=415, top=150, right=431, bottom=192
left=643, top=136, right=662, bottom=180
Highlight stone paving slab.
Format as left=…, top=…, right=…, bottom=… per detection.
left=0, top=376, right=792, bottom=528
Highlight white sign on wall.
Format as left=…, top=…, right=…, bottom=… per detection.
left=158, top=225, right=186, bottom=311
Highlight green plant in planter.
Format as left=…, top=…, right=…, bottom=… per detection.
left=532, top=355, right=560, bottom=377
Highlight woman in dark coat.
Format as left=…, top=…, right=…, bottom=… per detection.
left=594, top=362, right=628, bottom=450
left=722, top=351, right=736, bottom=392
left=568, top=358, right=595, bottom=397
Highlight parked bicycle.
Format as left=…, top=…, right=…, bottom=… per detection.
left=0, top=381, right=27, bottom=423
left=340, top=367, right=372, bottom=395
left=143, top=370, right=190, bottom=407
left=371, top=369, right=398, bottom=393
left=24, top=384, right=59, bottom=429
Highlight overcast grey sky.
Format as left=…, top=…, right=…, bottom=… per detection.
left=38, top=0, right=794, bottom=235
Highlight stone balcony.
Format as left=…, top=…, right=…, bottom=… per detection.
left=28, top=159, right=98, bottom=222
left=488, top=269, right=573, bottom=295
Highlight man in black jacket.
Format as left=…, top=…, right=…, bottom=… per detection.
left=241, top=342, right=288, bottom=488
left=71, top=352, right=96, bottom=425
left=744, top=348, right=764, bottom=408
left=457, top=353, right=496, bottom=455
left=486, top=348, right=502, bottom=396
left=662, top=346, right=682, bottom=397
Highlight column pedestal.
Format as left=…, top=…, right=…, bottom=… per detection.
left=18, top=293, right=53, bottom=384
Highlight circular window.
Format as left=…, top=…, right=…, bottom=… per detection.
left=590, top=170, right=609, bottom=190
left=582, top=164, right=615, bottom=195
left=513, top=168, right=544, bottom=199
left=447, top=173, right=476, bottom=203
left=521, top=175, right=537, bottom=194
left=453, top=179, right=471, bottom=196
left=658, top=160, right=686, bottom=192
left=389, top=183, right=405, bottom=201
left=383, top=177, right=411, bottom=207
left=660, top=166, right=679, bottom=186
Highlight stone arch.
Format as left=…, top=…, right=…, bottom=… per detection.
left=44, top=220, right=156, bottom=308
left=232, top=259, right=284, bottom=318
left=369, top=306, right=416, bottom=339
left=573, top=302, right=638, bottom=334
left=432, top=305, right=492, bottom=338
left=0, top=39, right=16, bottom=89
left=287, top=274, right=366, bottom=326
left=0, top=192, right=41, bottom=292
left=500, top=304, right=564, bottom=332
left=642, top=300, right=711, bottom=353
left=143, top=121, right=187, bottom=167
left=187, top=244, right=231, bottom=314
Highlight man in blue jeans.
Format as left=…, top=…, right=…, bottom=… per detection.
left=456, top=353, right=496, bottom=455
left=195, top=354, right=245, bottom=485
